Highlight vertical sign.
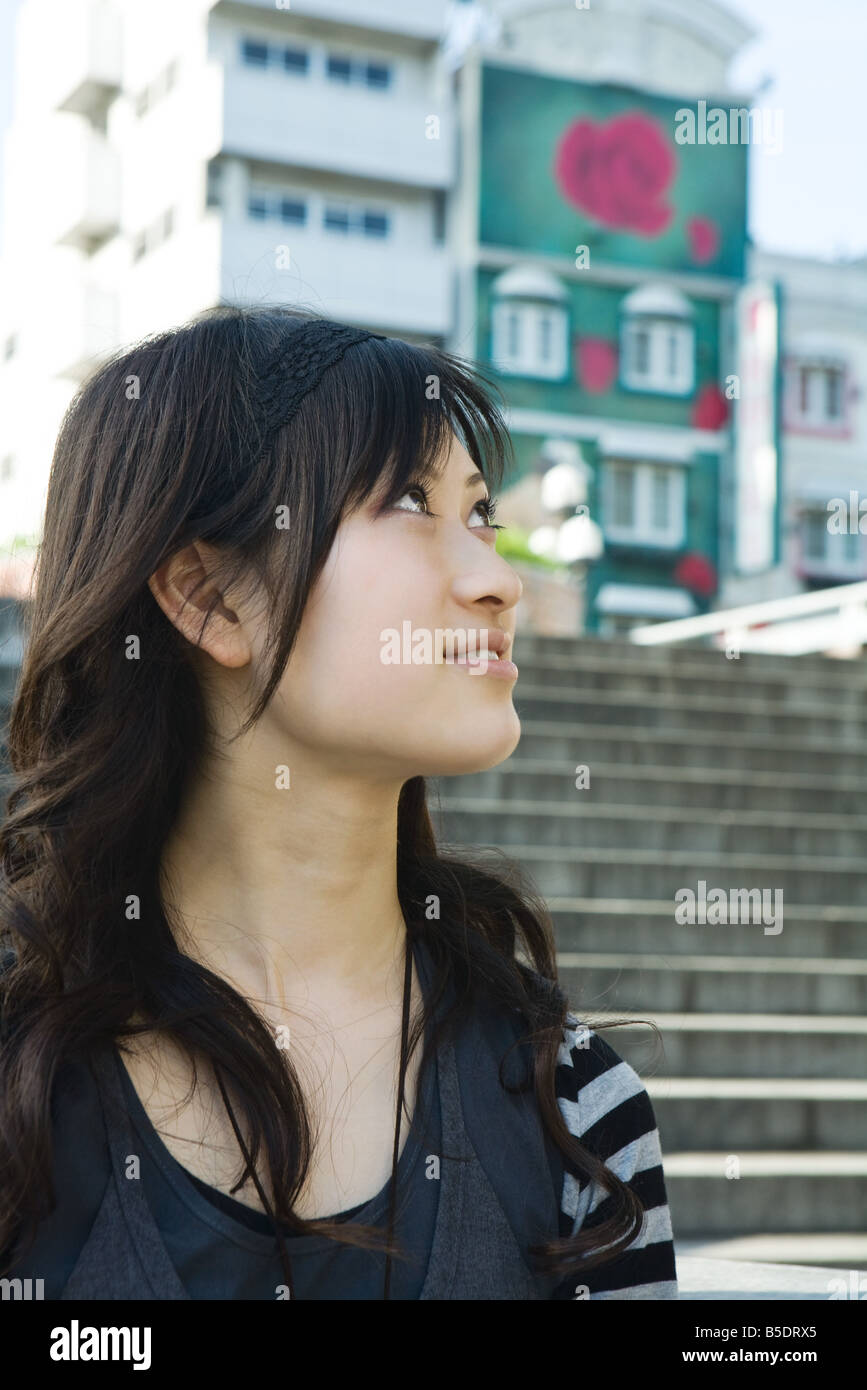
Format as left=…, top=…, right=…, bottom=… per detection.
left=734, top=281, right=779, bottom=573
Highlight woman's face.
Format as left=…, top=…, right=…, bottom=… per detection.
left=263, top=432, right=524, bottom=779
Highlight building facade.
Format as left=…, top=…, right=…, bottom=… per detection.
left=450, top=2, right=765, bottom=632
left=0, top=0, right=456, bottom=552
left=719, top=247, right=867, bottom=607
left=0, top=0, right=788, bottom=635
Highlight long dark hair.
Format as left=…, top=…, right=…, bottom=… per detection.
left=0, top=304, right=655, bottom=1284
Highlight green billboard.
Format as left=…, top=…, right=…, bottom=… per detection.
left=480, top=64, right=748, bottom=278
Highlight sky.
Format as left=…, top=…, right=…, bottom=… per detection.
left=0, top=0, right=865, bottom=262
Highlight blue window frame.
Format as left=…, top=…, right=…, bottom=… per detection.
left=326, top=54, right=352, bottom=82
left=282, top=46, right=309, bottom=74
left=280, top=198, right=306, bottom=225
left=363, top=211, right=388, bottom=237
left=324, top=206, right=351, bottom=233
left=366, top=62, right=391, bottom=88
left=241, top=38, right=269, bottom=67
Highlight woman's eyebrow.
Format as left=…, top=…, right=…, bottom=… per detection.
left=465, top=470, right=486, bottom=489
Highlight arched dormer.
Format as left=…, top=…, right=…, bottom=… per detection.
left=619, top=282, right=695, bottom=395
left=490, top=264, right=570, bottom=379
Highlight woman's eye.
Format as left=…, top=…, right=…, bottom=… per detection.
left=470, top=495, right=500, bottom=529
left=392, top=486, right=430, bottom=514
left=390, top=484, right=500, bottom=529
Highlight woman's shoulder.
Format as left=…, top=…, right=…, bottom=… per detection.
left=555, top=1008, right=664, bottom=1161
left=552, top=1009, right=679, bottom=1299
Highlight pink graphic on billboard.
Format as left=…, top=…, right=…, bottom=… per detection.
left=554, top=112, right=677, bottom=236
left=575, top=337, right=619, bottom=393
left=686, top=215, right=721, bottom=264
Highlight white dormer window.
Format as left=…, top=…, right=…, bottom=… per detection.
left=619, top=283, right=695, bottom=395
left=490, top=265, right=570, bottom=380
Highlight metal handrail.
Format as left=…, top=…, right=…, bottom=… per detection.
left=630, top=580, right=867, bottom=646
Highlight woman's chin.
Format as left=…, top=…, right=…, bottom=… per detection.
left=416, top=717, right=522, bottom=779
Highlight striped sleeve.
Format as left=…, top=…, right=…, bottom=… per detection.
left=550, top=1012, right=679, bottom=1300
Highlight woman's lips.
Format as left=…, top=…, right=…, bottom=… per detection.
left=443, top=655, right=518, bottom=681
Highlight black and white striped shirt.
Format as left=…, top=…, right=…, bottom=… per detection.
left=551, top=1014, right=679, bottom=1299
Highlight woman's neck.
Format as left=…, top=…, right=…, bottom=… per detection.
left=156, top=747, right=410, bottom=1012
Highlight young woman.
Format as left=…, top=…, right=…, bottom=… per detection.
left=0, top=306, right=677, bottom=1300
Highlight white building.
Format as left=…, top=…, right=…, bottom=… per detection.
left=734, top=248, right=867, bottom=603
left=0, top=0, right=458, bottom=551
left=0, top=0, right=755, bottom=554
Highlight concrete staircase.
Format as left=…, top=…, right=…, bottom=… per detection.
left=430, top=632, right=867, bottom=1270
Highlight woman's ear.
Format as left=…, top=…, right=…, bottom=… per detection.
left=147, top=540, right=253, bottom=670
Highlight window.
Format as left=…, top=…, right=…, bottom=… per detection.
left=206, top=162, right=222, bottom=209
left=326, top=54, right=352, bottom=82
left=667, top=331, right=679, bottom=377
left=619, top=284, right=695, bottom=395
left=603, top=460, right=686, bottom=547
left=0, top=455, right=14, bottom=482
left=432, top=190, right=446, bottom=245
left=800, top=508, right=862, bottom=576
left=804, top=512, right=826, bottom=561
left=362, top=211, right=388, bottom=237
left=3, top=333, right=17, bottom=361
left=247, top=189, right=309, bottom=226
left=539, top=315, right=552, bottom=362
left=282, top=47, right=309, bottom=74
left=789, top=360, right=847, bottom=430
left=632, top=327, right=650, bottom=376
left=326, top=52, right=392, bottom=88
left=620, top=317, right=694, bottom=394
left=610, top=465, right=634, bottom=528
left=491, top=300, right=569, bottom=380
left=135, top=59, right=178, bottom=117
left=280, top=198, right=306, bottom=225
left=324, top=205, right=350, bottom=233
left=323, top=203, right=390, bottom=238
left=132, top=207, right=174, bottom=262
left=241, top=37, right=309, bottom=74
left=241, top=39, right=269, bottom=67
left=366, top=61, right=391, bottom=89
left=651, top=468, right=671, bottom=530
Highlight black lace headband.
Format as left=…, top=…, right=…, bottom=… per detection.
left=253, top=318, right=387, bottom=465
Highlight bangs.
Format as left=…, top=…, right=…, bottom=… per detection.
left=322, top=334, right=515, bottom=518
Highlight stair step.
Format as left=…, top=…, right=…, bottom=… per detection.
left=436, top=798, right=867, bottom=858
left=676, top=1233, right=867, bottom=1271
left=515, top=684, right=867, bottom=738
left=513, top=632, right=867, bottom=681
left=512, top=648, right=867, bottom=702
left=515, top=719, right=867, bottom=777
left=549, top=899, right=867, bottom=959
left=662, top=1152, right=867, bottom=1234
left=459, top=842, right=867, bottom=906
left=556, top=951, right=867, bottom=1014
left=594, top=1012, right=867, bottom=1079
left=646, top=1078, right=867, bottom=1148
left=439, top=761, right=867, bottom=814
